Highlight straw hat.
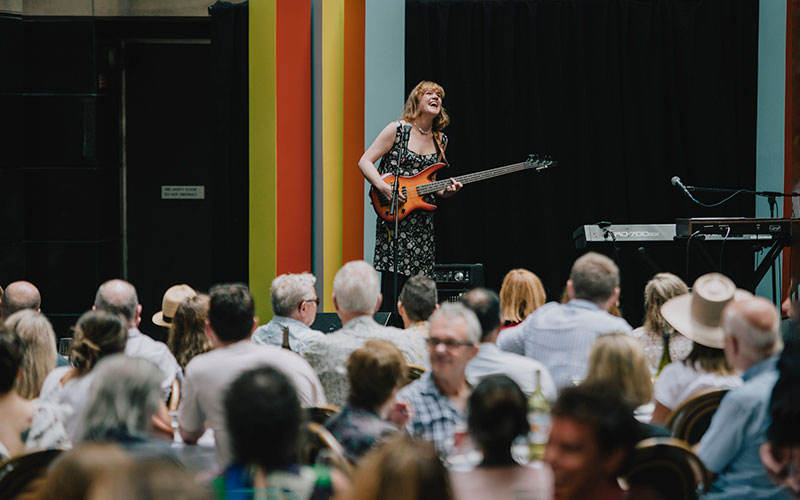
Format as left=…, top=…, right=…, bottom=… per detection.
left=152, top=284, right=196, bottom=327
left=660, top=273, right=752, bottom=349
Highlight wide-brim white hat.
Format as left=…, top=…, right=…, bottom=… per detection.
left=152, top=284, right=196, bottom=327
left=660, top=273, right=752, bottom=349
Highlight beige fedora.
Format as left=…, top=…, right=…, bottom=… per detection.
left=152, top=284, right=196, bottom=327
left=660, top=273, right=752, bottom=349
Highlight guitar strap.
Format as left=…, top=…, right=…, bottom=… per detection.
left=433, top=131, right=449, bottom=166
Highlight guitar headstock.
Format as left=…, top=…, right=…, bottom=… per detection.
left=526, top=154, right=557, bottom=171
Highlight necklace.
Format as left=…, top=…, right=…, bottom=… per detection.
left=413, top=121, right=432, bottom=135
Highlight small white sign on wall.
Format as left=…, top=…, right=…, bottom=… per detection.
left=161, top=185, right=205, bottom=200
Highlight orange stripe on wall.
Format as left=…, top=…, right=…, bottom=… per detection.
left=276, top=0, right=313, bottom=274
left=342, top=0, right=366, bottom=264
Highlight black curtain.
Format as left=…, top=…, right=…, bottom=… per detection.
left=406, top=0, right=759, bottom=325
left=209, top=1, right=249, bottom=284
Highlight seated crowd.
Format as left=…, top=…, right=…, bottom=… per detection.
left=0, top=251, right=798, bottom=500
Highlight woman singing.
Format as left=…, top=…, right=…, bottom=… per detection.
left=358, top=81, right=462, bottom=306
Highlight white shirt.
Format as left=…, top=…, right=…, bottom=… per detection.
left=125, top=328, right=182, bottom=399
left=653, top=361, right=742, bottom=410
left=39, top=366, right=96, bottom=440
left=466, top=343, right=557, bottom=402
left=178, top=340, right=327, bottom=467
left=303, top=315, right=427, bottom=406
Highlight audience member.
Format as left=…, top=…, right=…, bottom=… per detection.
left=631, top=273, right=692, bottom=371
left=39, top=310, right=128, bottom=440
left=325, top=339, right=409, bottom=462
left=697, top=296, right=788, bottom=498
left=544, top=384, right=638, bottom=500
left=94, top=279, right=182, bottom=400
left=4, top=309, right=57, bottom=398
left=650, top=273, right=744, bottom=425
left=462, top=288, right=555, bottom=400
left=88, top=458, right=213, bottom=500
left=34, top=442, right=134, bottom=500
left=585, top=333, right=654, bottom=422
left=167, top=293, right=212, bottom=370
left=397, top=302, right=479, bottom=454
left=151, top=283, right=197, bottom=342
left=499, top=268, right=546, bottom=328
left=352, top=434, right=454, bottom=500
left=78, top=355, right=173, bottom=456
left=0, top=328, right=68, bottom=460
left=178, top=283, right=326, bottom=467
left=760, top=331, right=800, bottom=496
left=498, top=252, right=632, bottom=390
left=217, top=365, right=341, bottom=499
left=397, top=274, right=438, bottom=366
left=0, top=280, right=41, bottom=321
left=252, top=272, right=324, bottom=353
left=450, top=374, right=553, bottom=500
left=303, top=261, right=426, bottom=405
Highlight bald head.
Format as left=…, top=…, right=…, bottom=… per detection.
left=722, top=296, right=782, bottom=366
left=94, top=279, right=139, bottom=325
left=1, top=281, right=41, bottom=320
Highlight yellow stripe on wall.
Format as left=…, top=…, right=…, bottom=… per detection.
left=321, top=0, right=345, bottom=311
left=249, top=0, right=277, bottom=322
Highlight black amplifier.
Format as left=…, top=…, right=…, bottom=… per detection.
left=433, top=263, right=485, bottom=302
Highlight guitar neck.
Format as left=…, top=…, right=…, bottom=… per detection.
left=417, top=162, right=528, bottom=195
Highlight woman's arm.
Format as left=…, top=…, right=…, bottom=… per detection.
left=650, top=401, right=672, bottom=426
left=358, top=122, right=403, bottom=201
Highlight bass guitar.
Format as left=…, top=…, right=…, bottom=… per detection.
left=370, top=154, right=556, bottom=223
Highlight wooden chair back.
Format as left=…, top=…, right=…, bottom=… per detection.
left=404, top=364, right=426, bottom=386
left=307, top=404, right=340, bottom=425
left=665, top=389, right=728, bottom=445
left=623, top=437, right=710, bottom=500
left=0, top=449, right=63, bottom=500
left=168, top=378, right=181, bottom=412
left=301, top=422, right=353, bottom=478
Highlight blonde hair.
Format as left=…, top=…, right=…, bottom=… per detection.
left=499, top=269, right=546, bottom=324
left=401, top=81, right=450, bottom=132
left=352, top=435, right=454, bottom=500
left=585, top=333, right=653, bottom=408
left=4, top=309, right=57, bottom=398
left=643, top=273, right=689, bottom=334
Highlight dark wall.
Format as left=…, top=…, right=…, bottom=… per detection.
left=0, top=16, right=121, bottom=336
left=406, top=0, right=759, bottom=326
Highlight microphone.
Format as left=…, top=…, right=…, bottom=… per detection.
left=671, top=176, right=693, bottom=199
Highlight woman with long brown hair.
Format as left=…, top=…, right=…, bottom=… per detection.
left=358, top=81, right=462, bottom=307
left=166, top=293, right=211, bottom=370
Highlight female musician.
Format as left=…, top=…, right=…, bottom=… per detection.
left=358, top=81, right=462, bottom=304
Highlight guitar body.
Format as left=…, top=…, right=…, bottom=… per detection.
left=369, top=162, right=447, bottom=223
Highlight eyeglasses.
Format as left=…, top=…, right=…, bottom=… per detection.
left=303, top=298, right=320, bottom=306
left=425, top=337, right=474, bottom=349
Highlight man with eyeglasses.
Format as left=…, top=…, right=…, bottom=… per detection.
left=397, top=302, right=480, bottom=454
left=252, top=272, right=324, bottom=354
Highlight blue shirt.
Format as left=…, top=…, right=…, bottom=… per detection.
left=698, top=356, right=790, bottom=499
left=251, top=316, right=324, bottom=354
left=496, top=299, right=632, bottom=390
left=397, top=372, right=464, bottom=455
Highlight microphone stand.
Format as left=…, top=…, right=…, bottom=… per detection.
left=388, top=124, right=410, bottom=316
left=684, top=184, right=800, bottom=305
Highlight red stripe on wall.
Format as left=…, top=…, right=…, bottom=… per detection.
left=342, top=0, right=366, bottom=264
left=276, top=0, right=313, bottom=274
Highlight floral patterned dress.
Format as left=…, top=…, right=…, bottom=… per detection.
left=373, top=122, right=448, bottom=277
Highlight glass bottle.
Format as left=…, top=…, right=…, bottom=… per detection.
left=656, top=330, right=672, bottom=376
left=281, top=325, right=291, bottom=351
left=528, top=369, right=551, bottom=461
